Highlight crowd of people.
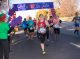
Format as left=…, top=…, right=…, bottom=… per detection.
left=20, top=14, right=62, bottom=54
left=0, top=11, right=80, bottom=59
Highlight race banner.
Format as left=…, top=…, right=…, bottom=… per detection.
left=12, top=2, right=54, bottom=11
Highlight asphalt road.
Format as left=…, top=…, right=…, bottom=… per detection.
left=9, top=21, right=80, bottom=59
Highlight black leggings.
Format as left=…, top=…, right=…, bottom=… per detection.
left=46, top=27, right=49, bottom=39
left=0, top=39, right=9, bottom=59
left=37, top=32, right=46, bottom=43
left=74, top=30, right=79, bottom=35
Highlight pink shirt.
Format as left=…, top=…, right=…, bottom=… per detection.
left=53, top=18, right=59, bottom=24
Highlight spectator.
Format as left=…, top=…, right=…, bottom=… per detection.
left=0, top=12, right=10, bottom=59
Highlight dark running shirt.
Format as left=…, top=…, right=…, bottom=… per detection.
left=73, top=16, right=80, bottom=27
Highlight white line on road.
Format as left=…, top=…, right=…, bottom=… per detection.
left=70, top=42, right=80, bottom=48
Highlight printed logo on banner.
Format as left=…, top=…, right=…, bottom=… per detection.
left=35, top=3, right=40, bottom=9
left=42, top=3, right=49, bottom=8
left=30, top=3, right=35, bottom=9
left=17, top=4, right=26, bottom=11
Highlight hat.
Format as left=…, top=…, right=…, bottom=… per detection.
left=0, top=12, right=6, bottom=21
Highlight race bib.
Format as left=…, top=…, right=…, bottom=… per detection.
left=30, top=27, right=33, bottom=30
left=76, top=20, right=79, bottom=23
left=54, top=24, right=60, bottom=28
left=38, top=28, right=46, bottom=34
left=51, top=23, right=53, bottom=25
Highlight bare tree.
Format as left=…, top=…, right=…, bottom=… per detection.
left=59, top=0, right=77, bottom=17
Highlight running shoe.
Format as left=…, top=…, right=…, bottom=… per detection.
left=42, top=51, right=46, bottom=55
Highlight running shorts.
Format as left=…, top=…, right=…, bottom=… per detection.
left=54, top=28, right=60, bottom=34
left=28, top=28, right=34, bottom=33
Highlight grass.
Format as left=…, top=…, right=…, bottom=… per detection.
left=59, top=17, right=74, bottom=22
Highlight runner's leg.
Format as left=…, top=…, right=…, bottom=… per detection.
left=40, top=34, right=46, bottom=54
